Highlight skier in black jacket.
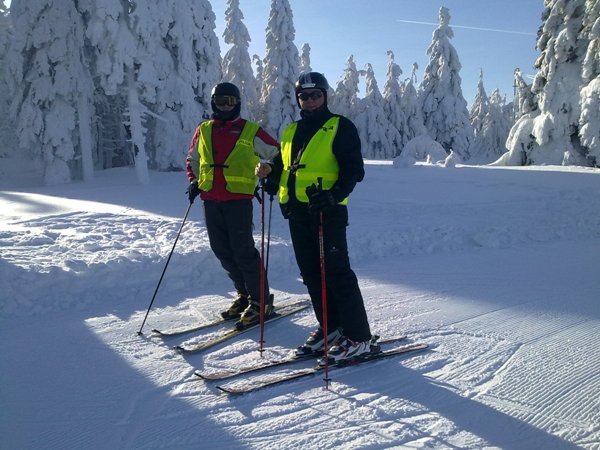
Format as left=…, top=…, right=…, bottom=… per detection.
left=269, top=71, right=374, bottom=363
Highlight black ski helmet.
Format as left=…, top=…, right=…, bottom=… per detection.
left=295, top=72, right=329, bottom=107
left=210, top=82, right=241, bottom=120
left=211, top=82, right=240, bottom=99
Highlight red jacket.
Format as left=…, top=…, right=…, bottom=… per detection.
left=186, top=118, right=279, bottom=202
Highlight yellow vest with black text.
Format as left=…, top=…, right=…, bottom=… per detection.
left=279, top=116, right=348, bottom=204
left=197, top=120, right=260, bottom=195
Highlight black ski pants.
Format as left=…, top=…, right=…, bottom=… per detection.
left=287, top=205, right=371, bottom=342
left=203, top=199, right=269, bottom=303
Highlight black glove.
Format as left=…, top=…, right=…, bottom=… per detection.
left=187, top=181, right=201, bottom=203
left=263, top=179, right=279, bottom=196
left=306, top=183, right=336, bottom=213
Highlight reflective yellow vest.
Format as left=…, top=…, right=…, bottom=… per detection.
left=197, top=120, right=260, bottom=195
left=279, top=116, right=348, bottom=204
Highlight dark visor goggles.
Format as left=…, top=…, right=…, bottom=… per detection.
left=297, top=91, right=323, bottom=101
left=213, top=95, right=239, bottom=107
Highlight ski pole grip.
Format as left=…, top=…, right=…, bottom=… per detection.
left=317, top=177, right=323, bottom=191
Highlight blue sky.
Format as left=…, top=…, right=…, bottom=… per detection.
left=212, top=0, right=544, bottom=105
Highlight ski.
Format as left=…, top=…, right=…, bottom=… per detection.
left=152, top=317, right=234, bottom=337
left=195, top=334, right=408, bottom=381
left=174, top=302, right=310, bottom=354
left=152, top=298, right=307, bottom=338
left=216, top=342, right=429, bottom=396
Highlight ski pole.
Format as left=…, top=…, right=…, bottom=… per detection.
left=137, top=202, right=192, bottom=335
left=317, top=177, right=331, bottom=388
left=259, top=179, right=266, bottom=355
left=265, top=190, right=274, bottom=277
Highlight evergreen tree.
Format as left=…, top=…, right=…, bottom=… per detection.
left=253, top=54, right=264, bottom=109
left=495, top=68, right=538, bottom=165
left=82, top=0, right=220, bottom=180
left=470, top=70, right=490, bottom=135
left=8, top=0, right=94, bottom=184
left=469, top=69, right=490, bottom=162
left=0, top=0, right=16, bottom=158
left=299, top=43, right=312, bottom=73
left=487, top=89, right=512, bottom=159
left=419, top=7, right=473, bottom=160
left=501, top=0, right=589, bottom=166
left=260, top=0, right=300, bottom=138
left=579, top=0, right=600, bottom=166
left=330, top=54, right=360, bottom=122
left=533, top=0, right=587, bottom=165
left=222, top=0, right=259, bottom=120
left=153, top=0, right=221, bottom=171
left=383, top=51, right=409, bottom=152
left=402, top=63, right=428, bottom=145
left=79, top=0, right=136, bottom=172
left=473, top=89, right=512, bottom=163
left=513, top=68, right=537, bottom=120
left=355, top=63, right=402, bottom=159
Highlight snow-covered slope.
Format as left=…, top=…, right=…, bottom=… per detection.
left=1, top=162, right=599, bottom=449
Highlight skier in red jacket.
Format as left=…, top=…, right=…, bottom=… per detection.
left=186, top=82, right=279, bottom=328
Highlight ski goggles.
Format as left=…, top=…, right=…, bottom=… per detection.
left=213, top=95, right=239, bottom=107
left=297, top=91, right=323, bottom=101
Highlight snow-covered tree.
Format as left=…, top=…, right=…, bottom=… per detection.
left=0, top=1, right=17, bottom=158
left=221, top=0, right=259, bottom=120
left=500, top=0, right=590, bottom=166
left=579, top=0, right=600, bottom=166
left=469, top=70, right=491, bottom=162
left=152, top=0, right=221, bottom=170
left=513, top=68, right=537, bottom=120
left=488, top=90, right=513, bottom=157
left=299, top=43, right=312, bottom=73
left=259, top=0, right=299, bottom=138
left=469, top=70, right=490, bottom=135
left=8, top=0, right=95, bottom=184
left=253, top=54, right=264, bottom=108
left=330, top=54, right=360, bottom=122
left=383, top=51, right=410, bottom=153
left=79, top=0, right=136, bottom=172
left=419, top=7, right=473, bottom=160
left=402, top=63, right=428, bottom=145
left=472, top=89, right=512, bottom=163
left=82, top=0, right=220, bottom=181
left=356, top=64, right=402, bottom=159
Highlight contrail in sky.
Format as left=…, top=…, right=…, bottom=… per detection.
left=397, top=19, right=536, bottom=36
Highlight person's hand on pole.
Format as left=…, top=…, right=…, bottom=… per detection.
left=187, top=181, right=201, bottom=204
left=255, top=160, right=272, bottom=178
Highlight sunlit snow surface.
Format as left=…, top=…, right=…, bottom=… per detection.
left=1, top=162, right=599, bottom=449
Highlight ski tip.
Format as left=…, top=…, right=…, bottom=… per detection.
left=216, top=385, right=238, bottom=395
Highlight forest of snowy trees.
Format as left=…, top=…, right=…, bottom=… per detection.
left=0, top=0, right=598, bottom=185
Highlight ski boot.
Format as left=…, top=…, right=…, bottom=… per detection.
left=220, top=294, right=249, bottom=320
left=318, top=335, right=372, bottom=366
left=235, top=294, right=274, bottom=330
left=294, top=327, right=342, bottom=357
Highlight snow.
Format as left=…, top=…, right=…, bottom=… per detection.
left=2, top=161, right=600, bottom=449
